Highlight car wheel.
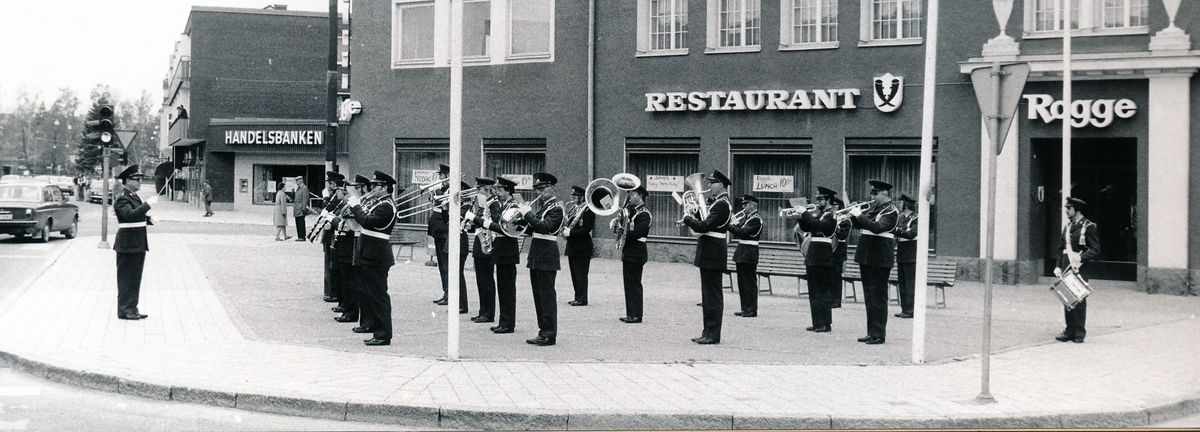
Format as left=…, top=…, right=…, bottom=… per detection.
left=37, top=221, right=50, bottom=243
left=63, top=216, right=78, bottom=239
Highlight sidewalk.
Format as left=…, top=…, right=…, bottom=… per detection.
left=1, top=233, right=1197, bottom=430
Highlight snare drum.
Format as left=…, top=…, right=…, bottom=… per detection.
left=1050, top=267, right=1093, bottom=311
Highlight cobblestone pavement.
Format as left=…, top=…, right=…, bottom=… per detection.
left=1, top=224, right=1197, bottom=429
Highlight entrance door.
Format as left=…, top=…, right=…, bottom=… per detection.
left=1032, top=138, right=1137, bottom=280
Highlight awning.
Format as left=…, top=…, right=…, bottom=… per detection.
left=170, top=139, right=205, bottom=147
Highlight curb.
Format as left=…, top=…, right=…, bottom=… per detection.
left=1, top=349, right=1197, bottom=429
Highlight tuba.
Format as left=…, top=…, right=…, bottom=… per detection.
left=586, top=173, right=642, bottom=248
left=672, top=172, right=709, bottom=222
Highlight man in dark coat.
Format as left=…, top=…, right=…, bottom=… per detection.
left=469, top=176, right=521, bottom=334
left=293, top=176, right=310, bottom=241
left=848, top=180, right=899, bottom=345
left=893, top=194, right=919, bottom=319
left=797, top=187, right=840, bottom=332
left=520, top=173, right=564, bottom=346
left=468, top=177, right=499, bottom=323
left=680, top=170, right=732, bottom=344
left=348, top=171, right=398, bottom=346
left=563, top=185, right=595, bottom=306
left=1054, top=197, right=1101, bottom=343
left=619, top=186, right=652, bottom=323
left=727, top=195, right=763, bottom=317
left=113, top=165, right=155, bottom=320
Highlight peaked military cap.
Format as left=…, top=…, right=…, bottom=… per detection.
left=496, top=176, right=517, bottom=191
left=371, top=170, right=397, bottom=186
left=900, top=193, right=916, bottom=203
left=532, top=172, right=557, bottom=188
left=350, top=174, right=371, bottom=186
left=741, top=194, right=759, bottom=203
left=831, top=197, right=846, bottom=208
left=816, top=186, right=838, bottom=199
left=325, top=171, right=345, bottom=182
left=438, top=164, right=450, bottom=175
left=869, top=180, right=893, bottom=192
left=1065, top=197, right=1087, bottom=208
left=116, top=164, right=144, bottom=181
left=706, top=170, right=732, bottom=187
left=475, top=176, right=496, bottom=186
left=571, top=186, right=585, bottom=196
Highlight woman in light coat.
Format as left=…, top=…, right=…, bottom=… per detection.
left=274, top=181, right=290, bottom=240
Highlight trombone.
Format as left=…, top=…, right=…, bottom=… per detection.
left=394, top=177, right=450, bottom=208
left=395, top=187, right=478, bottom=219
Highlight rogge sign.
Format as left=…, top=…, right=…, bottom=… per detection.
left=1023, top=94, right=1137, bottom=128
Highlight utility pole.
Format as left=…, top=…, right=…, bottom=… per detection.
left=325, top=0, right=339, bottom=173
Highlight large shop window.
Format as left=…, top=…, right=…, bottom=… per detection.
left=844, top=138, right=937, bottom=250
left=780, top=0, right=839, bottom=50
left=391, top=0, right=553, bottom=68
left=395, top=138, right=450, bottom=226
left=625, top=138, right=700, bottom=238
left=1025, top=0, right=1148, bottom=37
left=859, top=0, right=922, bottom=47
left=636, top=0, right=689, bottom=56
left=729, top=138, right=813, bottom=243
left=252, top=164, right=325, bottom=206
left=706, top=0, right=762, bottom=53
left=483, top=139, right=546, bottom=194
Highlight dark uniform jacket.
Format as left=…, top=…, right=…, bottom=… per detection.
left=798, top=208, right=838, bottom=267
left=523, top=196, right=564, bottom=271
left=1057, top=217, right=1101, bottom=278
left=895, top=212, right=919, bottom=264
left=834, top=217, right=852, bottom=264
left=475, top=198, right=520, bottom=265
left=726, top=210, right=762, bottom=265
left=621, top=204, right=652, bottom=264
left=350, top=193, right=396, bottom=268
left=682, top=193, right=731, bottom=270
left=471, top=197, right=502, bottom=258
left=563, top=204, right=595, bottom=257
left=320, top=188, right=346, bottom=246
left=113, top=186, right=150, bottom=253
left=851, top=200, right=899, bottom=268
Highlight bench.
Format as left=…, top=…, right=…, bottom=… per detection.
left=842, top=260, right=958, bottom=308
left=723, top=244, right=808, bottom=297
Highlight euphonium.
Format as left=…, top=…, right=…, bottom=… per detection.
left=672, top=172, right=709, bottom=222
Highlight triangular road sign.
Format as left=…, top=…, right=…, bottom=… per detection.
left=971, top=63, right=1031, bottom=155
left=115, top=130, right=138, bottom=149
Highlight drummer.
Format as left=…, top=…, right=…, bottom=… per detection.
left=1053, top=197, right=1100, bottom=344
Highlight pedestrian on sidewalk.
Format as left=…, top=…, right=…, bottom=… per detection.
left=294, top=176, right=311, bottom=241
left=274, top=181, right=290, bottom=240
left=114, top=165, right=156, bottom=321
left=1054, top=197, right=1100, bottom=344
left=201, top=179, right=213, bottom=217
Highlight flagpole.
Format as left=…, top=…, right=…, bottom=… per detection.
left=1061, top=0, right=1072, bottom=231
left=912, top=0, right=939, bottom=365
left=447, top=0, right=463, bottom=360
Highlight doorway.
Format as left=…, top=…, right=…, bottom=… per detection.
left=1031, top=138, right=1137, bottom=280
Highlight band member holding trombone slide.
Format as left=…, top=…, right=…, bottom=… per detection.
left=847, top=180, right=899, bottom=345
left=727, top=195, right=763, bottom=318
left=679, top=170, right=732, bottom=345
left=1053, top=197, right=1099, bottom=344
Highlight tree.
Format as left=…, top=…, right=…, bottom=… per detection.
left=77, top=96, right=116, bottom=175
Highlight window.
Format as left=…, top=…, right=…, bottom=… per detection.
left=392, top=0, right=553, bottom=68
left=625, top=138, right=700, bottom=238
left=706, top=0, right=761, bottom=53
left=844, top=138, right=937, bottom=250
left=395, top=139, right=450, bottom=226
left=780, top=0, right=838, bottom=50
left=637, top=0, right=689, bottom=56
left=729, top=139, right=813, bottom=243
left=1024, top=0, right=1148, bottom=37
left=859, top=0, right=922, bottom=47
left=483, top=139, right=546, bottom=193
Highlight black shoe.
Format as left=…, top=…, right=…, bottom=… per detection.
left=805, top=326, right=817, bottom=332
left=435, top=299, right=449, bottom=306
left=696, top=303, right=703, bottom=306
left=895, top=312, right=913, bottom=318
left=620, top=317, right=642, bottom=323
left=526, top=336, right=556, bottom=346
left=1055, top=333, right=1073, bottom=342
left=118, top=314, right=143, bottom=320
left=331, top=306, right=346, bottom=313
left=865, top=337, right=885, bottom=345
left=323, top=296, right=339, bottom=303
left=813, top=325, right=831, bottom=333
left=832, top=303, right=842, bottom=309
left=352, top=326, right=375, bottom=333
left=459, top=308, right=469, bottom=314
left=857, top=336, right=873, bottom=342
left=334, top=315, right=358, bottom=323
left=1072, top=337, right=1085, bottom=344
left=492, top=326, right=514, bottom=334
left=734, top=311, right=745, bottom=316
left=472, top=316, right=495, bottom=323
left=364, top=338, right=390, bottom=346
left=136, top=314, right=148, bottom=319
left=694, top=337, right=719, bottom=345
left=569, top=300, right=587, bottom=306
left=740, top=312, right=757, bottom=317
left=432, top=297, right=447, bottom=304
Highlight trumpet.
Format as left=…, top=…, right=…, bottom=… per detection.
left=833, top=201, right=873, bottom=217
left=779, top=204, right=818, bottom=218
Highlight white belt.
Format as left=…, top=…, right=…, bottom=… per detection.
left=809, top=237, right=832, bottom=244
left=360, top=229, right=390, bottom=240
left=531, top=233, right=557, bottom=241
left=635, top=238, right=646, bottom=242
left=738, top=240, right=759, bottom=246
left=703, top=232, right=726, bottom=239
left=118, top=222, right=146, bottom=229
left=898, top=238, right=916, bottom=242
left=860, top=230, right=894, bottom=239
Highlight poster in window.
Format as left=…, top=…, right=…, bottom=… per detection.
left=646, top=175, right=684, bottom=192
left=411, top=169, right=439, bottom=185
left=502, top=174, right=534, bottom=190
left=753, top=175, right=794, bottom=193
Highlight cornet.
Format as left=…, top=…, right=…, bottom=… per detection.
left=779, top=204, right=818, bottom=218
left=672, top=172, right=709, bottom=223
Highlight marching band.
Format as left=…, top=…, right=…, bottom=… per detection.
left=309, top=168, right=956, bottom=348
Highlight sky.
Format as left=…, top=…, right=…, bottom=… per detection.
left=0, top=0, right=339, bottom=114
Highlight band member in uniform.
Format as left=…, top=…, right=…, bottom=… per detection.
left=563, top=186, right=595, bottom=306
left=520, top=173, right=564, bottom=346
left=727, top=195, right=763, bottom=317
left=335, top=175, right=369, bottom=326
left=430, top=165, right=467, bottom=313
left=681, top=170, right=732, bottom=345
left=469, top=176, right=520, bottom=334
left=113, top=165, right=156, bottom=320
left=619, top=185, right=652, bottom=323
left=321, top=171, right=346, bottom=304
left=894, top=194, right=919, bottom=319
left=1054, top=197, right=1100, bottom=343
left=797, top=187, right=840, bottom=332
left=831, top=197, right=852, bottom=308
left=848, top=180, right=899, bottom=345
left=347, top=171, right=398, bottom=346
left=469, top=177, right=499, bottom=323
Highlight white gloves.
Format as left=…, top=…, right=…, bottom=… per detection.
left=464, top=211, right=476, bottom=221
left=562, top=228, right=572, bottom=237
left=1053, top=267, right=1063, bottom=278
left=730, top=215, right=742, bottom=225
left=346, top=194, right=361, bottom=207
left=518, top=204, right=532, bottom=214
left=849, top=206, right=862, bottom=217
left=146, top=195, right=159, bottom=205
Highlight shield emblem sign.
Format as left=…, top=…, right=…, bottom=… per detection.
left=873, top=73, right=904, bottom=113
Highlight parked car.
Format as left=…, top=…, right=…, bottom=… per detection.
left=88, top=179, right=118, bottom=204
left=0, top=174, right=29, bottom=184
left=0, top=182, right=79, bottom=242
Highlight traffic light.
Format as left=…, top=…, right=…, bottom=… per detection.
left=85, top=104, right=116, bottom=145
left=118, top=149, right=128, bottom=166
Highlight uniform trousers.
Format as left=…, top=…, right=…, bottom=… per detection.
left=358, top=266, right=392, bottom=340
left=832, top=262, right=845, bottom=308
left=622, top=261, right=644, bottom=318
left=337, top=262, right=360, bottom=320
left=495, top=263, right=518, bottom=329
left=529, top=270, right=558, bottom=339
left=861, top=265, right=891, bottom=338
left=699, top=268, right=724, bottom=341
left=1064, top=299, right=1087, bottom=338
left=434, top=238, right=469, bottom=310
left=807, top=266, right=835, bottom=327
left=568, top=256, right=591, bottom=303
left=294, top=217, right=306, bottom=239
left=897, top=262, right=916, bottom=314
left=323, top=245, right=339, bottom=299
left=474, top=255, right=496, bottom=319
left=735, top=261, right=758, bottom=314
left=116, top=252, right=146, bottom=316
